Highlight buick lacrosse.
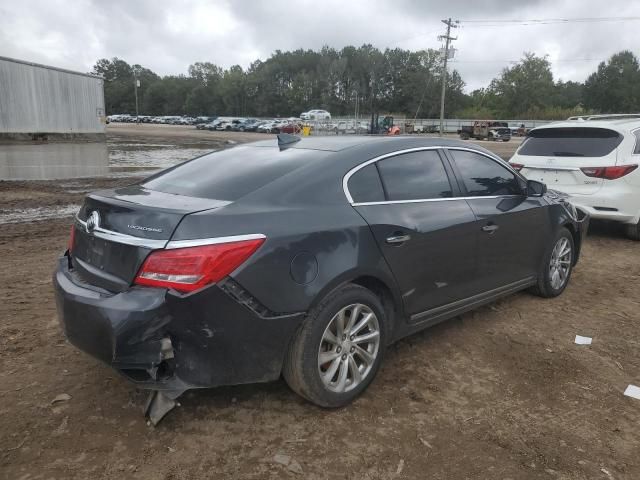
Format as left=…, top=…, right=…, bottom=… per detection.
left=54, top=135, right=588, bottom=423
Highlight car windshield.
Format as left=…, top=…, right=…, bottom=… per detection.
left=142, top=146, right=330, bottom=201
left=518, top=127, right=623, bottom=157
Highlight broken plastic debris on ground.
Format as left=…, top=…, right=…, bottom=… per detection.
left=624, top=385, right=640, bottom=400
left=572, top=336, right=639, bottom=402
left=574, top=335, right=593, bottom=345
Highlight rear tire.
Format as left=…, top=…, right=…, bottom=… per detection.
left=531, top=227, right=575, bottom=298
left=283, top=284, right=387, bottom=408
left=625, top=220, right=640, bottom=241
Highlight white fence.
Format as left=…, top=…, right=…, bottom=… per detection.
left=326, top=117, right=554, bottom=134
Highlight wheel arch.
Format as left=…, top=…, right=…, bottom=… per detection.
left=351, top=275, right=399, bottom=343
left=561, top=222, right=581, bottom=265
left=306, top=269, right=403, bottom=344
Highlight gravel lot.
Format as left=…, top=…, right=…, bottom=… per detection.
left=1, top=125, right=639, bottom=479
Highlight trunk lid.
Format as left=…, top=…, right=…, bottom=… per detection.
left=72, top=185, right=229, bottom=292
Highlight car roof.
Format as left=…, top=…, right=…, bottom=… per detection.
left=211, top=136, right=506, bottom=207
left=533, top=118, right=640, bottom=134
left=247, top=135, right=490, bottom=153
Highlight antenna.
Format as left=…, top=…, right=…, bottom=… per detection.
left=277, top=133, right=301, bottom=150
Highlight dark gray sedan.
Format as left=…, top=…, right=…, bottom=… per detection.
left=54, top=135, right=588, bottom=423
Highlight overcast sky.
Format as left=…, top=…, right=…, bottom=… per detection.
left=1, top=0, right=639, bottom=91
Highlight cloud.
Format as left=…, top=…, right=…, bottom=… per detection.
left=0, top=0, right=638, bottom=90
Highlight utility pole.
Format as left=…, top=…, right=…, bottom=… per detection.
left=438, top=18, right=458, bottom=136
left=133, top=67, right=140, bottom=122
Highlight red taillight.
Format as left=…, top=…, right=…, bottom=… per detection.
left=134, top=239, right=265, bottom=293
left=580, top=164, right=638, bottom=180
left=510, top=162, right=524, bottom=172
left=68, top=224, right=76, bottom=253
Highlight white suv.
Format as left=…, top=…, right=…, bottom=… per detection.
left=509, top=118, right=640, bottom=240
left=300, top=109, right=331, bottom=121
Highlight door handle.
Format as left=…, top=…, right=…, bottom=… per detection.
left=481, top=224, right=499, bottom=234
left=386, top=234, right=411, bottom=245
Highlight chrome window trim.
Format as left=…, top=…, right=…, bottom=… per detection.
left=342, top=146, right=441, bottom=204
left=75, top=216, right=168, bottom=249
left=342, top=145, right=517, bottom=205
left=352, top=195, right=522, bottom=207
left=445, top=146, right=521, bottom=173
left=166, top=233, right=266, bottom=250
left=76, top=216, right=265, bottom=250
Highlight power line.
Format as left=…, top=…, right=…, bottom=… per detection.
left=460, top=16, right=640, bottom=27
left=462, top=16, right=640, bottom=23
left=451, top=58, right=599, bottom=64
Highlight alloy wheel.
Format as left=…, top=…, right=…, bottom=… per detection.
left=549, top=237, right=572, bottom=290
left=317, top=303, right=381, bottom=393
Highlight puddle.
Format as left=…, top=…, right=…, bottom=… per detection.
left=0, top=143, right=215, bottom=180
left=109, top=143, right=177, bottom=148
left=0, top=204, right=80, bottom=224
left=109, top=147, right=213, bottom=169
left=0, top=143, right=110, bottom=180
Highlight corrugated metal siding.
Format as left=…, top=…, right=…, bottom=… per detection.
left=0, top=57, right=105, bottom=134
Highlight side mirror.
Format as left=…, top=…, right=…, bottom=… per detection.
left=527, top=179, right=547, bottom=197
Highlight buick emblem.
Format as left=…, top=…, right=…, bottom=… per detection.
left=85, top=211, right=100, bottom=233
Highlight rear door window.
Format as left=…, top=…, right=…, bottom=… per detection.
left=348, top=164, right=385, bottom=203
left=518, top=127, right=622, bottom=157
left=377, top=150, right=453, bottom=201
left=449, top=150, right=523, bottom=197
left=143, top=146, right=329, bottom=201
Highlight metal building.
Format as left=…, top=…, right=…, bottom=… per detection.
left=0, top=56, right=106, bottom=139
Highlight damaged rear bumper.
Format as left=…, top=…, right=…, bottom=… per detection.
left=53, top=255, right=305, bottom=397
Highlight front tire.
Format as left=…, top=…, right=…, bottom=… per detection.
left=531, top=227, right=575, bottom=298
left=283, top=284, right=387, bottom=408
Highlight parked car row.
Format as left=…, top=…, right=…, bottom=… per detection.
left=107, top=113, right=344, bottom=134
left=195, top=117, right=304, bottom=133
left=108, top=114, right=214, bottom=125
left=107, top=110, right=334, bottom=127
left=203, top=118, right=419, bottom=136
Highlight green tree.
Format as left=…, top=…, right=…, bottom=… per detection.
left=552, top=80, right=583, bottom=109
left=97, top=48, right=640, bottom=121
left=92, top=58, right=159, bottom=114
left=219, top=65, right=247, bottom=115
left=583, top=51, right=640, bottom=113
left=185, top=62, right=223, bottom=115
left=141, top=76, right=197, bottom=115
left=486, top=53, right=555, bottom=117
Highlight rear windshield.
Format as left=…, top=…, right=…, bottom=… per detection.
left=518, top=127, right=622, bottom=157
left=142, top=146, right=328, bottom=201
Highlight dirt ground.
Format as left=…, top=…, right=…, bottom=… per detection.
left=1, top=126, right=639, bottom=479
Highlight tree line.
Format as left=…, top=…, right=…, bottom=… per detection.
left=93, top=48, right=640, bottom=120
